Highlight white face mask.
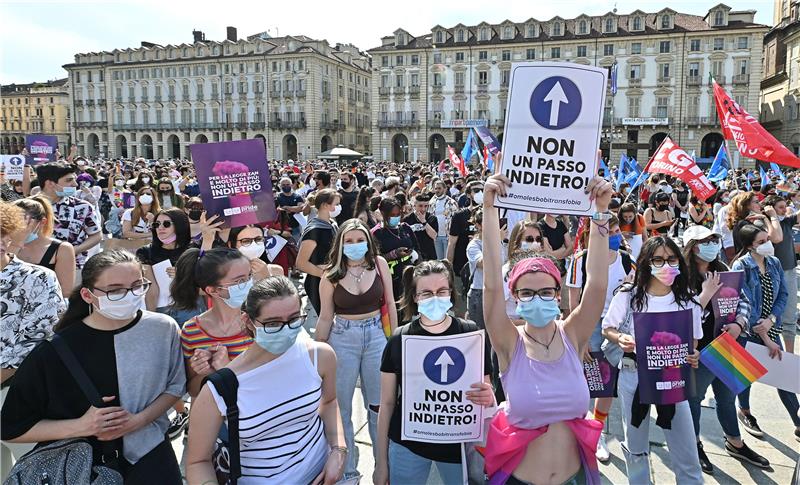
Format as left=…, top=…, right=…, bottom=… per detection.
left=115, top=180, right=125, bottom=188
left=141, top=177, right=151, bottom=184
left=330, top=204, right=342, bottom=218
left=239, top=242, right=265, bottom=260
left=520, top=241, right=542, bottom=252
left=472, top=191, right=484, bottom=205
left=139, top=194, right=154, bottom=205
left=755, top=240, right=775, bottom=257
left=94, top=292, right=145, bottom=320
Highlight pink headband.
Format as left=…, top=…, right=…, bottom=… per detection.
left=507, top=257, right=562, bottom=293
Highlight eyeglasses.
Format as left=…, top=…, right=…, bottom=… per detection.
left=650, top=256, right=681, bottom=268
left=254, top=314, right=308, bottom=333
left=698, top=236, right=720, bottom=245
left=416, top=288, right=452, bottom=300
left=92, top=280, right=151, bottom=301
left=152, top=220, right=172, bottom=229
left=524, top=236, right=543, bottom=243
left=238, top=236, right=265, bottom=247
left=514, top=287, right=560, bottom=302
left=218, top=274, right=253, bottom=291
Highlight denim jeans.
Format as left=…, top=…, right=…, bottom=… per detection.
left=435, top=235, right=448, bottom=260
left=156, top=298, right=208, bottom=327
left=467, top=289, right=484, bottom=330
left=781, top=268, right=798, bottom=339
left=388, top=440, right=463, bottom=484
left=589, top=319, right=605, bottom=352
left=737, top=337, right=800, bottom=426
left=328, top=314, right=386, bottom=477
left=688, top=361, right=740, bottom=439
left=618, top=368, right=703, bottom=485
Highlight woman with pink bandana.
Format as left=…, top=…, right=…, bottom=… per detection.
left=481, top=158, right=613, bottom=485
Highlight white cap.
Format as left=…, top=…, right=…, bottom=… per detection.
left=682, top=225, right=720, bottom=246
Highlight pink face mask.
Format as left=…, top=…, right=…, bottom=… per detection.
left=650, top=265, right=680, bottom=286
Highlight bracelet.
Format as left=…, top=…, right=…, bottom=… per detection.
left=330, top=446, right=348, bottom=455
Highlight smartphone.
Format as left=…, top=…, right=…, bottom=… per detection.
left=499, top=217, right=508, bottom=228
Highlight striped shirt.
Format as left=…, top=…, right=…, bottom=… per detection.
left=180, top=316, right=253, bottom=360
left=208, top=335, right=328, bottom=484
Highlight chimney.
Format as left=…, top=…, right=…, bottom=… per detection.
left=192, top=30, right=205, bottom=43
left=226, top=26, right=237, bottom=42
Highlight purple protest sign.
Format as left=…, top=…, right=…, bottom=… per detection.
left=25, top=135, right=58, bottom=165
left=473, top=126, right=501, bottom=156
left=583, top=351, right=619, bottom=398
left=711, top=271, right=744, bottom=336
left=633, top=310, right=694, bottom=405
left=189, top=139, right=277, bottom=228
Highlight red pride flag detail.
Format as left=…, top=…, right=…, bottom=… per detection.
left=447, top=144, right=467, bottom=176
left=713, top=81, right=800, bottom=169
left=645, top=137, right=717, bottom=200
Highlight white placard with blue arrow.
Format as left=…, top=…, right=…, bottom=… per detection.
left=495, top=62, right=607, bottom=216
left=401, top=330, right=485, bottom=443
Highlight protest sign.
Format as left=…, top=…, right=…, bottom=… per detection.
left=0, top=155, right=26, bottom=181
left=583, top=351, right=619, bottom=398
left=473, top=126, right=501, bottom=156
left=402, top=330, right=485, bottom=443
left=151, top=259, right=174, bottom=308
left=710, top=271, right=744, bottom=336
left=634, top=310, right=694, bottom=405
left=265, top=234, right=288, bottom=262
left=746, top=342, right=800, bottom=394
left=25, top=135, right=58, bottom=165
left=495, top=62, right=606, bottom=215
left=189, top=139, right=277, bottom=228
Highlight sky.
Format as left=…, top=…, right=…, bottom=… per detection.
left=1, top=0, right=774, bottom=85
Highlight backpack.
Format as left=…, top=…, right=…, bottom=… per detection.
left=3, top=335, right=123, bottom=485
left=600, top=286, right=634, bottom=367
left=206, top=368, right=241, bottom=485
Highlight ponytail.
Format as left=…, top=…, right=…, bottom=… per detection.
left=171, top=247, right=247, bottom=310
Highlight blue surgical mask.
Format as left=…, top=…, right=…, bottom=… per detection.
left=697, top=241, right=721, bottom=262
left=343, top=241, right=369, bottom=260
left=388, top=216, right=401, bottom=228
left=417, top=296, right=452, bottom=321
left=56, top=186, right=76, bottom=198
left=24, top=231, right=39, bottom=244
left=254, top=321, right=303, bottom=354
left=516, top=297, right=561, bottom=328
left=608, top=233, right=623, bottom=251
left=222, top=279, right=253, bottom=309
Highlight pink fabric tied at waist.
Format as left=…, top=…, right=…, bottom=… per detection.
left=481, top=409, right=602, bottom=485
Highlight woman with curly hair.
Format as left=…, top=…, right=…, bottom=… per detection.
left=726, top=191, right=782, bottom=254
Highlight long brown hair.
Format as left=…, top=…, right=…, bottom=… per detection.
left=726, top=192, right=754, bottom=230
left=508, top=220, right=542, bottom=256
left=325, top=219, right=378, bottom=283
left=131, top=186, right=161, bottom=229
left=618, top=203, right=640, bottom=233
left=399, top=260, right=456, bottom=321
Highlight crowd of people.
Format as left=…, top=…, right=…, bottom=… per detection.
left=0, top=147, right=798, bottom=484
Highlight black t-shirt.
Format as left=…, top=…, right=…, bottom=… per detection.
left=449, top=207, right=475, bottom=274
left=380, top=317, right=492, bottom=463
left=403, top=212, right=438, bottom=262
left=540, top=218, right=569, bottom=251
left=337, top=188, right=358, bottom=225
left=135, top=243, right=188, bottom=266
left=301, top=220, right=337, bottom=267
left=276, top=192, right=305, bottom=229
left=354, top=172, right=368, bottom=188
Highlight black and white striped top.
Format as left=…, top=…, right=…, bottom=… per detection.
left=210, top=335, right=328, bottom=484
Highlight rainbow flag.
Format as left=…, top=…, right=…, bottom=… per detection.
left=699, top=332, right=768, bottom=395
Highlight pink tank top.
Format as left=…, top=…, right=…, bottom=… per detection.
left=500, top=322, right=590, bottom=429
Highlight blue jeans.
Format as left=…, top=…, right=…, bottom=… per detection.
left=781, top=268, right=798, bottom=339
left=435, top=235, right=448, bottom=260
left=328, top=314, right=386, bottom=477
left=388, top=440, right=463, bottom=484
left=156, top=298, right=207, bottom=327
left=589, top=320, right=605, bottom=352
left=737, top=337, right=800, bottom=426
left=467, top=289, right=484, bottom=330
left=688, top=361, right=740, bottom=439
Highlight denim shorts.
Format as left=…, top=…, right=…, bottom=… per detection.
left=332, top=313, right=382, bottom=331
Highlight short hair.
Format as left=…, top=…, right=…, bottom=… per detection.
left=35, top=162, right=76, bottom=185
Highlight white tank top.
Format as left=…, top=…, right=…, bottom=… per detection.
left=210, top=335, right=328, bottom=484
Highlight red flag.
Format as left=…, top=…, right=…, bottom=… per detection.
left=644, top=136, right=717, bottom=200
left=713, top=81, right=800, bottom=168
left=447, top=145, right=467, bottom=176
left=438, top=159, right=447, bottom=173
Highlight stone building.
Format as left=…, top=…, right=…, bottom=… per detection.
left=1, top=78, right=71, bottom=154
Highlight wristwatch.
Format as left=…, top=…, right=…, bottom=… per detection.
left=591, top=212, right=613, bottom=222
left=769, top=314, right=777, bottom=324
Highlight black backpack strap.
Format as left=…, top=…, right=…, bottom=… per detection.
left=50, top=334, right=121, bottom=466
left=620, top=251, right=633, bottom=275
left=39, top=241, right=61, bottom=267
left=206, top=368, right=240, bottom=484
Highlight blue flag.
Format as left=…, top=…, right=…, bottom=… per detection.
left=485, top=147, right=494, bottom=172
left=707, top=144, right=730, bottom=182
left=610, top=62, right=618, bottom=96
left=760, top=166, right=769, bottom=188
left=615, top=154, right=629, bottom=191
left=623, top=158, right=643, bottom=189
left=745, top=177, right=752, bottom=191
left=600, top=159, right=610, bottom=180
left=461, top=129, right=476, bottom=164
left=769, top=162, right=787, bottom=181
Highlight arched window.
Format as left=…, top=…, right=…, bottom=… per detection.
left=504, top=26, right=512, bottom=39
left=198, top=47, right=205, bottom=56
left=213, top=45, right=220, bottom=55
left=661, top=15, right=671, bottom=29
left=435, top=31, right=443, bottom=44
left=579, top=20, right=587, bottom=34
left=552, top=22, right=562, bottom=36
left=633, top=16, right=642, bottom=30
left=526, top=25, right=536, bottom=38
left=605, top=18, right=614, bottom=32
left=182, top=47, right=189, bottom=57
left=480, top=28, right=488, bottom=41
left=714, top=11, right=724, bottom=26
left=457, top=29, right=465, bottom=42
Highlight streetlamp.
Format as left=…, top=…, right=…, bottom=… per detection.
left=601, top=127, right=623, bottom=163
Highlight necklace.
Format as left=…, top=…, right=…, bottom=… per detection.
left=347, top=266, right=367, bottom=283
left=419, top=314, right=448, bottom=328
left=523, top=325, right=559, bottom=355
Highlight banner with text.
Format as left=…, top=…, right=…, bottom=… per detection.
left=711, top=271, right=744, bottom=336
left=634, top=310, right=694, bottom=405
left=644, top=136, right=717, bottom=200
left=25, top=134, right=58, bottom=165
left=401, top=330, right=485, bottom=443
left=583, top=351, right=619, bottom=398
left=189, top=139, right=277, bottom=228
left=495, top=62, right=606, bottom=215
left=0, top=155, right=26, bottom=181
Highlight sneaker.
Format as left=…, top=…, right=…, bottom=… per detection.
left=737, top=411, right=764, bottom=438
left=697, top=441, right=714, bottom=475
left=725, top=439, right=770, bottom=468
left=596, top=434, right=610, bottom=463
left=168, top=410, right=190, bottom=440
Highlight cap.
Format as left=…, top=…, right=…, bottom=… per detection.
left=682, top=225, right=720, bottom=246
left=507, top=257, right=562, bottom=293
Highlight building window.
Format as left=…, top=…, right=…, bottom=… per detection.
left=656, top=97, right=669, bottom=117
left=456, top=52, right=464, bottom=62
left=713, top=38, right=724, bottom=50
left=659, top=41, right=671, bottom=53
left=411, top=54, right=419, bottom=65
left=505, top=26, right=513, bottom=39
left=629, top=64, right=641, bottom=79
left=661, top=15, right=671, bottom=29
left=688, top=62, right=700, bottom=77
left=628, top=97, right=641, bottom=117
left=432, top=73, right=443, bottom=86
left=659, top=63, right=670, bottom=78
left=435, top=31, right=443, bottom=44
left=395, top=74, right=404, bottom=87
left=738, top=59, right=749, bottom=75
left=577, top=46, right=587, bottom=57
left=690, top=39, right=701, bottom=51
left=455, top=71, right=465, bottom=86
left=478, top=71, right=488, bottom=85
left=603, top=44, right=614, bottom=56
left=631, top=42, right=642, bottom=55
left=579, top=20, right=587, bottom=34
left=411, top=73, right=419, bottom=86
left=434, top=52, right=442, bottom=64
left=605, top=18, right=614, bottom=33
left=551, top=47, right=560, bottom=58
left=526, top=48, right=536, bottom=60
left=479, top=50, right=488, bottom=61
left=381, top=56, right=389, bottom=67
left=395, top=55, right=403, bottom=66
left=457, top=29, right=465, bottom=42
left=737, top=36, right=749, bottom=49
left=526, top=25, right=536, bottom=38
left=502, top=50, right=511, bottom=61
left=552, top=22, right=562, bottom=36
left=632, top=16, right=642, bottom=30
left=501, top=70, right=510, bottom=86
left=714, top=10, right=724, bottom=26
left=480, top=28, right=488, bottom=41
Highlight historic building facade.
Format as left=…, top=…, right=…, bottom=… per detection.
left=1, top=79, right=71, bottom=155
left=63, top=28, right=371, bottom=160
left=370, top=5, right=768, bottom=165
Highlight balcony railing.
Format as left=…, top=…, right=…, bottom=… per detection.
left=196, top=93, right=204, bottom=101
left=251, top=121, right=266, bottom=130
left=628, top=78, right=642, bottom=88
left=686, top=75, right=701, bottom=86
left=454, top=85, right=465, bottom=94
left=427, top=119, right=442, bottom=128
left=348, top=97, right=356, bottom=106
left=86, top=100, right=95, bottom=106
left=283, top=90, right=294, bottom=99
left=115, top=97, right=122, bottom=103
left=733, top=73, right=748, bottom=85
left=712, top=75, right=726, bottom=85
left=378, top=87, right=391, bottom=95
left=494, top=118, right=505, bottom=127
left=322, top=90, right=331, bottom=100
left=657, top=77, right=672, bottom=86
left=408, top=86, right=420, bottom=95
left=378, top=119, right=420, bottom=128
left=432, top=85, right=443, bottom=94
left=154, top=95, right=162, bottom=102
left=270, top=90, right=281, bottom=98
left=296, top=89, right=306, bottom=98
left=168, top=95, right=176, bottom=101
left=74, top=100, right=84, bottom=107
left=477, top=85, right=488, bottom=94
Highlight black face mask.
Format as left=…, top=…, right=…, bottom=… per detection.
left=188, top=209, right=203, bottom=221
left=281, top=186, right=293, bottom=193
left=341, top=180, right=351, bottom=189
left=658, top=203, right=669, bottom=210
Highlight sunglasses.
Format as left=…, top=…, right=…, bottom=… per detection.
left=524, top=236, right=543, bottom=243
left=152, top=220, right=173, bottom=229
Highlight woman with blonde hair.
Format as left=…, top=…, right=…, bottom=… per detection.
left=122, top=186, right=161, bottom=240
left=316, top=218, right=397, bottom=480
left=13, top=196, right=76, bottom=297
left=726, top=191, right=782, bottom=254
